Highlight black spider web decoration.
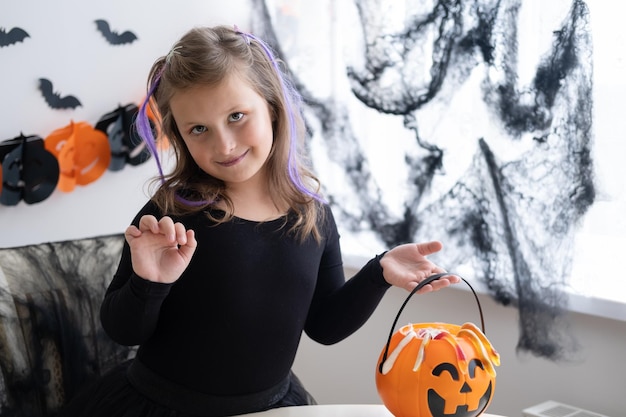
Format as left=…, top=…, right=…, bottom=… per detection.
left=253, top=0, right=593, bottom=360
left=0, top=235, right=133, bottom=415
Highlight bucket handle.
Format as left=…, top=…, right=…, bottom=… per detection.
left=377, top=273, right=485, bottom=374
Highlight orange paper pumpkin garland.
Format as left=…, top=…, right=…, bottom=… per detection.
left=376, top=274, right=500, bottom=417
left=44, top=121, right=111, bottom=192
left=0, top=99, right=158, bottom=205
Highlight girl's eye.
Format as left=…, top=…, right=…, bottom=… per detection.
left=190, top=125, right=208, bottom=135
left=229, top=112, right=244, bottom=122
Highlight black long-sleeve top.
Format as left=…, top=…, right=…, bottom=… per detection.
left=100, top=202, right=390, bottom=396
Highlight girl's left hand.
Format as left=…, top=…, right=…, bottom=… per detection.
left=379, top=241, right=460, bottom=293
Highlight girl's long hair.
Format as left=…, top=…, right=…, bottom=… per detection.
left=136, top=25, right=325, bottom=242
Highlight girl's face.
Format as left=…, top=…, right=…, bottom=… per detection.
left=170, top=73, right=274, bottom=192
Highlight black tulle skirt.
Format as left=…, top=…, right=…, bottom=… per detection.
left=58, top=359, right=316, bottom=417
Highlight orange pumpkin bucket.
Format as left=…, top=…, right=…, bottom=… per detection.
left=376, top=274, right=500, bottom=417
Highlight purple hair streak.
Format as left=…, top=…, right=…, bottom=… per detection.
left=136, top=66, right=166, bottom=181
left=240, top=30, right=325, bottom=203
left=136, top=67, right=209, bottom=207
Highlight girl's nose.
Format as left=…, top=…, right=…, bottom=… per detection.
left=214, top=129, right=236, bottom=154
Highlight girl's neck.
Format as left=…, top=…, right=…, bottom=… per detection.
left=230, top=196, right=286, bottom=221
left=221, top=182, right=287, bottom=222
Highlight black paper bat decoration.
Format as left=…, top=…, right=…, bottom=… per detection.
left=95, top=19, right=138, bottom=45
left=0, top=134, right=59, bottom=206
left=0, top=26, right=29, bottom=47
left=95, top=104, right=152, bottom=171
left=38, top=78, right=82, bottom=110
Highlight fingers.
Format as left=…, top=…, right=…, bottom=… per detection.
left=429, top=276, right=456, bottom=290
left=138, top=214, right=159, bottom=234
left=406, top=280, right=435, bottom=294
left=178, top=229, right=197, bottom=260
left=137, top=215, right=191, bottom=245
left=415, top=240, right=443, bottom=256
left=125, top=225, right=141, bottom=239
left=407, top=276, right=456, bottom=294
left=172, top=220, right=189, bottom=245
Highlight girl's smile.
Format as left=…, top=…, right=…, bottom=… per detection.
left=217, top=149, right=249, bottom=167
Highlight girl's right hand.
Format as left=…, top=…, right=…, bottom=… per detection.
left=124, top=215, right=197, bottom=284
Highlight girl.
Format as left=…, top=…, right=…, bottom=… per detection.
left=60, top=25, right=458, bottom=417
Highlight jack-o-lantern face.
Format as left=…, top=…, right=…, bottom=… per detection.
left=376, top=322, right=500, bottom=417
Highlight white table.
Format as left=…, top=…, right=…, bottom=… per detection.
left=243, top=404, right=505, bottom=417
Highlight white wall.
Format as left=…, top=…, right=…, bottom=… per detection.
left=0, top=0, right=249, bottom=248
left=293, top=267, right=626, bottom=417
